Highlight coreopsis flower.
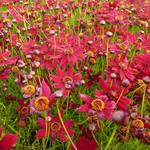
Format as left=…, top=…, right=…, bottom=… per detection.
left=0, top=51, right=18, bottom=66
left=22, top=84, right=36, bottom=98
left=39, top=49, right=59, bottom=70
left=0, top=128, right=17, bottom=150
left=132, top=53, right=150, bottom=80
left=96, top=1, right=130, bottom=25
left=50, top=67, right=81, bottom=96
left=73, top=136, right=97, bottom=150
left=22, top=40, right=36, bottom=54
left=30, top=79, right=56, bottom=114
left=36, top=114, right=75, bottom=142
left=0, top=69, right=11, bottom=80
left=17, top=99, right=30, bottom=118
left=136, top=33, right=150, bottom=52
left=106, top=54, right=136, bottom=82
left=96, top=76, right=131, bottom=110
left=54, top=34, right=84, bottom=67
left=77, top=94, right=115, bottom=120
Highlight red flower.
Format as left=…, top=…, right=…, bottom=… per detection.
left=0, top=51, right=18, bottom=66
left=39, top=45, right=59, bottom=70
left=73, top=136, right=97, bottom=150
left=0, top=128, right=17, bottom=150
left=30, top=79, right=56, bottom=114
left=36, top=114, right=75, bottom=142
left=96, top=76, right=131, bottom=110
left=107, top=54, right=136, bottom=81
left=50, top=67, right=81, bottom=96
left=22, top=40, right=36, bottom=54
left=17, top=99, right=30, bottom=118
left=132, top=53, right=150, bottom=79
left=0, top=69, right=11, bottom=80
left=77, top=94, right=115, bottom=120
left=54, top=34, right=84, bottom=67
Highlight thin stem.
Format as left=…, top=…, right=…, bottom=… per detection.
left=106, top=38, right=110, bottom=67
left=56, top=102, right=78, bottom=150
left=92, top=131, right=101, bottom=149
left=116, top=88, right=125, bottom=104
left=104, top=125, right=117, bottom=150
left=141, top=84, right=147, bottom=117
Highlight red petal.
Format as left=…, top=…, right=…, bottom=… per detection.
left=76, top=104, right=90, bottom=112
left=36, top=129, right=46, bottom=139
left=0, top=133, right=17, bottom=150
left=41, top=79, right=51, bottom=98
left=37, top=118, right=46, bottom=128
left=80, top=94, right=92, bottom=103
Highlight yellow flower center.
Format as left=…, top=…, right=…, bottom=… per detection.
left=11, top=66, right=20, bottom=73
left=118, top=43, right=128, bottom=50
left=91, top=99, right=105, bottom=111
left=50, top=122, right=61, bottom=132
left=89, top=58, right=96, bottom=64
left=115, top=16, right=123, bottom=21
left=86, top=51, right=94, bottom=57
left=33, top=96, right=49, bottom=111
left=22, top=85, right=35, bottom=95
left=132, top=119, right=144, bottom=129
left=64, top=48, right=74, bottom=55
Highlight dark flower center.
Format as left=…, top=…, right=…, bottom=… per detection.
left=63, top=76, right=73, bottom=83
left=20, top=106, right=29, bottom=115
left=50, top=122, right=61, bottom=132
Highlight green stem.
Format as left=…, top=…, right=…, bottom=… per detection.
left=104, top=125, right=117, bottom=150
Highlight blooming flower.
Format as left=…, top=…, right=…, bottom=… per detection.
left=36, top=114, right=75, bottom=142
left=77, top=94, right=115, bottom=120
left=107, top=54, right=136, bottom=81
left=30, top=79, right=56, bottom=114
left=50, top=67, right=81, bottom=96
left=96, top=76, right=131, bottom=110
left=17, top=99, right=30, bottom=118
left=0, top=51, right=18, bottom=66
left=53, top=34, right=84, bottom=67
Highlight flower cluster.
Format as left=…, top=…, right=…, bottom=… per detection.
left=0, top=0, right=150, bottom=149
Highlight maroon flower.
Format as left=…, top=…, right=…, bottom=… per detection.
left=73, top=136, right=97, bottom=150
left=17, top=99, right=30, bottom=118
left=36, top=114, right=75, bottom=142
